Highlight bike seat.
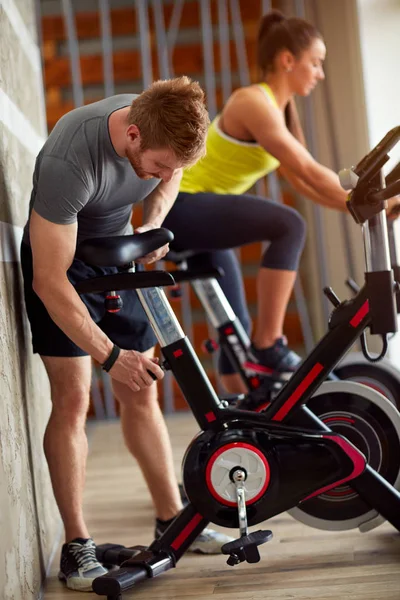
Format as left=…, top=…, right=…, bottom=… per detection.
left=75, top=228, right=174, bottom=267
left=165, top=248, right=198, bottom=264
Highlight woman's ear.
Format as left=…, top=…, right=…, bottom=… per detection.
left=279, top=49, right=295, bottom=73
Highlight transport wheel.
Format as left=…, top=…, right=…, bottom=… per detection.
left=289, top=381, right=400, bottom=531
left=334, top=352, right=400, bottom=409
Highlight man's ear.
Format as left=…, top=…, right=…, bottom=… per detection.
left=126, top=123, right=141, bottom=144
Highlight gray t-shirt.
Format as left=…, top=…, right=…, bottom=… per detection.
left=23, top=94, right=161, bottom=246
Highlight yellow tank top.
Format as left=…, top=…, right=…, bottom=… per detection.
left=180, top=83, right=280, bottom=195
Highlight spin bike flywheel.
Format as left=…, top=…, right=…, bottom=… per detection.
left=288, top=380, right=400, bottom=532
left=334, top=352, right=400, bottom=410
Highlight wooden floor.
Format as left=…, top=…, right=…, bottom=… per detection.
left=44, top=413, right=400, bottom=600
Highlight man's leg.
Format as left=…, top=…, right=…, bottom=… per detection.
left=113, top=347, right=182, bottom=521
left=41, top=355, right=92, bottom=541
left=41, top=355, right=108, bottom=591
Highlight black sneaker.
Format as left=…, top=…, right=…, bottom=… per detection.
left=245, top=337, right=302, bottom=381
left=155, top=519, right=234, bottom=554
left=178, top=483, right=189, bottom=507
left=235, top=377, right=280, bottom=412
left=58, top=538, right=108, bottom=592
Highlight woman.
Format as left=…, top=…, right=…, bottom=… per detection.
left=162, top=10, right=381, bottom=393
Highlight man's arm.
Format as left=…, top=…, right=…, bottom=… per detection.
left=135, top=168, right=183, bottom=264
left=30, top=209, right=163, bottom=389
left=31, top=209, right=114, bottom=363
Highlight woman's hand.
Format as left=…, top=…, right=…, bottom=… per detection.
left=386, top=196, right=400, bottom=220
left=134, top=223, right=170, bottom=264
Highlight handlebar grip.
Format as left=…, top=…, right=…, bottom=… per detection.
left=92, top=565, right=149, bottom=596
left=354, top=126, right=400, bottom=180
left=147, top=369, right=158, bottom=381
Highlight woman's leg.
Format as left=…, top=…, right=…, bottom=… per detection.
left=163, top=192, right=306, bottom=381
left=254, top=268, right=297, bottom=348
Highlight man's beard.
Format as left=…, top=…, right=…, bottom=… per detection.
left=125, top=146, right=153, bottom=180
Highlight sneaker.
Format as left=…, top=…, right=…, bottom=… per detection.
left=235, top=377, right=279, bottom=412
left=187, top=528, right=235, bottom=554
left=58, top=538, right=108, bottom=592
left=245, top=337, right=302, bottom=381
left=155, top=519, right=234, bottom=555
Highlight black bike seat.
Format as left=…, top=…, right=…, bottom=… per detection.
left=165, top=248, right=198, bottom=264
left=75, top=228, right=174, bottom=267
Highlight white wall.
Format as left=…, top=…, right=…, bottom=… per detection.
left=357, top=0, right=400, bottom=162
left=356, top=0, right=400, bottom=364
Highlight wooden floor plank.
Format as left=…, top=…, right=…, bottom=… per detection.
left=44, top=414, right=400, bottom=599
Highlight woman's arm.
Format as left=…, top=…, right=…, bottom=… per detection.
left=233, top=88, right=348, bottom=210
left=141, top=168, right=183, bottom=228
left=278, top=165, right=348, bottom=211
left=135, top=168, right=183, bottom=264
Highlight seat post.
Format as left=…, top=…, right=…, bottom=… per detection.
left=192, top=278, right=236, bottom=328
left=136, top=286, right=185, bottom=346
left=137, top=284, right=224, bottom=427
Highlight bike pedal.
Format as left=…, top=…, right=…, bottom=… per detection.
left=221, top=530, right=273, bottom=566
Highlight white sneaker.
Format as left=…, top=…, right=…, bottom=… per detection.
left=188, top=528, right=234, bottom=554
left=155, top=521, right=234, bottom=555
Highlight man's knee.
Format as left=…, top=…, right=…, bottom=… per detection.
left=42, top=356, right=92, bottom=422
left=49, top=385, right=91, bottom=424
left=115, top=380, right=159, bottom=411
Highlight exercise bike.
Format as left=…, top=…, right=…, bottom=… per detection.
left=163, top=171, right=400, bottom=410
left=74, top=128, right=400, bottom=599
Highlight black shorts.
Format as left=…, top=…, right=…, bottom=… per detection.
left=20, top=242, right=157, bottom=357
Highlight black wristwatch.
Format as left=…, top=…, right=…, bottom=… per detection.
left=101, top=344, right=121, bottom=372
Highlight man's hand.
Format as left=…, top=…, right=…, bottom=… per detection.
left=135, top=223, right=170, bottom=264
left=109, top=348, right=164, bottom=392
left=386, top=196, right=400, bottom=220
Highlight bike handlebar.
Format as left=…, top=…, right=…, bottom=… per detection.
left=353, top=126, right=400, bottom=182
left=340, top=127, right=400, bottom=336
left=368, top=179, right=400, bottom=204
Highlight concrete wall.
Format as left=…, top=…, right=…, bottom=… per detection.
left=0, top=0, right=61, bottom=598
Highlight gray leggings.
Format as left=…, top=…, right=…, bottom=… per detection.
left=163, top=191, right=306, bottom=374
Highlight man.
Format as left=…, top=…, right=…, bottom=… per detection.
left=21, top=76, right=232, bottom=592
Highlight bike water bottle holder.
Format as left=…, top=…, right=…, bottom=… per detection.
left=360, top=330, right=388, bottom=363
left=365, top=270, right=397, bottom=335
